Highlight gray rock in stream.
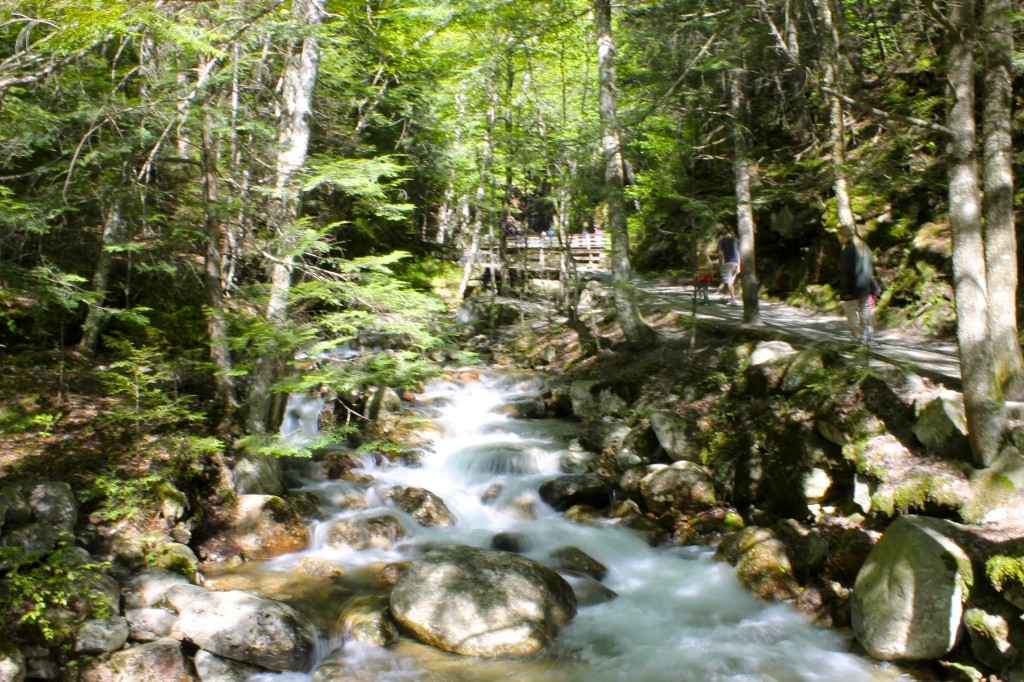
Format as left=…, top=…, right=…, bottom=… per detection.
left=390, top=544, right=577, bottom=657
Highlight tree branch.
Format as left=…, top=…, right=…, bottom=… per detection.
left=820, top=85, right=952, bottom=136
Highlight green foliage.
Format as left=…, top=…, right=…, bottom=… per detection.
left=98, top=338, right=203, bottom=433
left=0, top=537, right=112, bottom=643
left=79, top=471, right=164, bottom=523
left=987, top=554, right=1024, bottom=592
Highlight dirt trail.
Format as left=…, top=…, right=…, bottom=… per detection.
left=634, top=277, right=961, bottom=388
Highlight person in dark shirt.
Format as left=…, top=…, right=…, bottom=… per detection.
left=838, top=226, right=877, bottom=344
left=716, top=230, right=741, bottom=306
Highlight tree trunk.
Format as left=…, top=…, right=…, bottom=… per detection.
left=201, top=104, right=239, bottom=424
left=946, top=0, right=1003, bottom=466
left=981, top=0, right=1024, bottom=399
left=815, top=0, right=857, bottom=235
left=78, top=202, right=123, bottom=358
left=731, top=66, right=761, bottom=324
left=593, top=0, right=656, bottom=348
left=245, top=0, right=325, bottom=434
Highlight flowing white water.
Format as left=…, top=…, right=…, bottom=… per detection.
left=247, top=369, right=908, bottom=682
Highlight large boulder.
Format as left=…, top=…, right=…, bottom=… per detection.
left=389, top=545, right=577, bottom=657
left=122, top=568, right=193, bottom=610
left=851, top=515, right=973, bottom=661
left=79, top=638, right=192, bottom=682
left=569, top=381, right=628, bottom=419
left=165, top=586, right=316, bottom=672
left=0, top=638, right=25, bottom=682
left=193, top=650, right=265, bottom=682
left=639, top=462, right=717, bottom=515
left=232, top=454, right=284, bottom=496
left=538, top=474, right=613, bottom=512
left=649, top=410, right=700, bottom=463
left=74, top=617, right=130, bottom=654
left=225, top=494, right=310, bottom=560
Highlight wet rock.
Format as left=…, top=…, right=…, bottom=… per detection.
left=548, top=546, right=607, bottom=581
left=390, top=545, right=576, bottom=657
left=322, top=452, right=369, bottom=481
left=327, top=513, right=406, bottom=551
left=495, top=399, right=547, bottom=419
left=577, top=419, right=631, bottom=454
left=193, top=649, right=265, bottom=682
left=74, top=616, right=130, bottom=654
left=390, top=487, right=457, bottom=527
left=560, top=572, right=617, bottom=607
left=639, top=462, right=717, bottom=515
left=716, top=527, right=799, bottom=601
left=166, top=586, right=316, bottom=672
left=0, top=638, right=26, bottom=682
left=225, top=494, right=310, bottom=560
left=491, top=531, right=529, bottom=553
left=296, top=557, right=345, bottom=580
left=336, top=595, right=398, bottom=647
left=851, top=515, right=972, bottom=661
left=79, top=638, right=191, bottom=682
left=367, top=386, right=403, bottom=421
left=538, top=474, right=613, bottom=512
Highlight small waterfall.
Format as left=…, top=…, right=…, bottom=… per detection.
left=244, top=369, right=908, bottom=682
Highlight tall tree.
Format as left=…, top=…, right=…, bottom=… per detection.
left=942, top=0, right=1002, bottom=466
left=980, top=0, right=1024, bottom=400
left=730, top=64, right=760, bottom=324
left=593, top=0, right=656, bottom=348
left=245, top=0, right=326, bottom=434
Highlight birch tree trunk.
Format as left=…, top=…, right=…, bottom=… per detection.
left=593, top=0, right=656, bottom=348
left=981, top=0, right=1024, bottom=399
left=731, top=66, right=761, bottom=324
left=946, top=0, right=1002, bottom=466
left=815, top=0, right=857, bottom=235
left=245, top=0, right=325, bottom=434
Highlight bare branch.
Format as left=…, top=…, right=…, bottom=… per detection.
left=820, top=85, right=952, bottom=136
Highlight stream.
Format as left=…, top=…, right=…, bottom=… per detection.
left=211, top=368, right=910, bottom=682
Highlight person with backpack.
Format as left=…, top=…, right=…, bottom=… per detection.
left=716, top=229, right=741, bottom=306
left=838, top=226, right=879, bottom=344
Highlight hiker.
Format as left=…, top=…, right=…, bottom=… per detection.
left=838, top=226, right=878, bottom=344
left=695, top=249, right=714, bottom=304
left=716, top=229, right=741, bottom=306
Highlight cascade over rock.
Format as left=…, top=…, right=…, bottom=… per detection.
left=389, top=544, right=577, bottom=657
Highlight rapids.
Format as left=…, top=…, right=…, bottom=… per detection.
left=234, top=369, right=908, bottom=682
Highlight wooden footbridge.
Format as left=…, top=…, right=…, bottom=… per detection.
left=475, top=233, right=608, bottom=280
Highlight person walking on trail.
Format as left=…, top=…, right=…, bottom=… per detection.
left=716, top=230, right=741, bottom=306
left=838, top=226, right=878, bottom=344
left=695, top=249, right=714, bottom=304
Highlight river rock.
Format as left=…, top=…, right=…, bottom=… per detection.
left=538, top=474, right=613, bottom=512
left=639, top=461, right=717, bottom=515
left=336, top=595, right=398, bottom=647
left=193, top=649, right=265, bottom=682
left=390, top=487, right=457, bottom=527
left=123, top=568, right=193, bottom=609
left=367, top=386, right=403, bottom=421
left=125, top=608, right=178, bottom=642
left=851, top=515, right=972, bottom=660
left=327, top=513, right=406, bottom=551
left=717, top=527, right=799, bottom=601
left=74, top=616, right=129, bottom=654
left=390, top=544, right=577, bottom=657
left=744, top=341, right=798, bottom=396
left=0, top=638, right=25, bottom=682
left=963, top=599, right=1020, bottom=670
left=548, top=546, right=607, bottom=581
left=577, top=419, right=632, bottom=456
left=495, top=398, right=547, bottom=419
left=79, top=638, right=192, bottom=682
left=0, top=486, right=32, bottom=533
left=226, top=494, right=310, bottom=560
left=166, top=586, right=316, bottom=672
